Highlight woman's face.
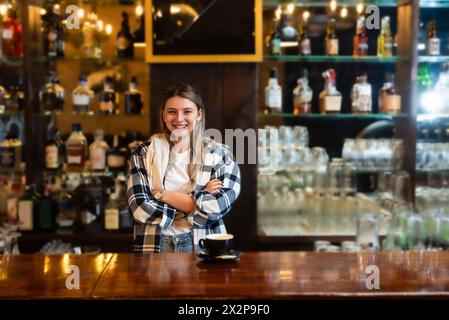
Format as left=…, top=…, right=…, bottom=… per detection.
left=163, top=96, right=202, bottom=135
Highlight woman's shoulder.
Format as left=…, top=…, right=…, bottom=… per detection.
left=132, top=133, right=166, bottom=156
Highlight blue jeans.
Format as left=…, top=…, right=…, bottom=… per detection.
left=159, top=233, right=193, bottom=253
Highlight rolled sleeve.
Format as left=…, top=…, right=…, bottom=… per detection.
left=190, top=147, right=241, bottom=228
left=127, top=147, right=176, bottom=229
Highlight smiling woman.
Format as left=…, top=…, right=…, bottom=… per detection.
left=127, top=84, right=241, bottom=253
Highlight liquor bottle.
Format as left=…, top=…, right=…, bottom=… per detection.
left=99, top=76, right=119, bottom=115
left=292, top=68, right=313, bottom=115
left=351, top=73, right=372, bottom=114
left=42, top=5, right=65, bottom=57
left=104, top=186, right=120, bottom=231
left=107, top=135, right=127, bottom=171
left=378, top=73, right=401, bottom=114
left=133, top=14, right=145, bottom=43
left=418, top=64, right=433, bottom=90
left=279, top=11, right=298, bottom=55
left=82, top=12, right=100, bottom=58
left=0, top=128, right=22, bottom=169
left=89, top=129, right=109, bottom=171
left=116, top=11, right=134, bottom=58
left=267, top=18, right=281, bottom=56
left=5, top=79, right=25, bottom=112
left=72, top=75, right=94, bottom=115
left=65, top=123, right=87, bottom=170
left=39, top=72, right=65, bottom=114
left=298, top=22, right=311, bottom=55
left=38, top=178, right=56, bottom=231
left=54, top=177, right=76, bottom=232
left=353, top=16, right=368, bottom=57
left=264, top=67, right=282, bottom=113
left=0, top=84, right=7, bottom=113
left=17, top=185, right=39, bottom=231
left=124, top=76, right=143, bottom=115
left=45, top=128, right=64, bottom=170
left=6, top=177, right=22, bottom=224
left=325, top=18, right=339, bottom=56
left=377, top=16, right=393, bottom=57
left=426, top=20, right=440, bottom=56
left=319, top=69, right=341, bottom=114
left=2, top=9, right=22, bottom=56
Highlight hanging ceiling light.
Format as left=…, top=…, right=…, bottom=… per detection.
left=340, top=6, right=348, bottom=18
left=302, top=10, right=310, bottom=22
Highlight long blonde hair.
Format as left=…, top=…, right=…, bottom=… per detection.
left=160, top=84, right=206, bottom=182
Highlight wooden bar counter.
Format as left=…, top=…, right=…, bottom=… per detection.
left=1, top=252, right=449, bottom=299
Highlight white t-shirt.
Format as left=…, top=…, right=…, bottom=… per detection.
left=160, top=148, right=193, bottom=236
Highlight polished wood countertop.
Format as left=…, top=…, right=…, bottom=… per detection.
left=1, top=251, right=449, bottom=299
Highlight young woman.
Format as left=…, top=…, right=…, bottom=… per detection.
left=127, top=84, right=241, bottom=253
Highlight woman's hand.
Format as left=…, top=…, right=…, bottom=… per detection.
left=205, top=179, right=223, bottom=195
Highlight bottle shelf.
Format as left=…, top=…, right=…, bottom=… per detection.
left=416, top=168, right=449, bottom=174
left=0, top=56, right=23, bottom=66
left=33, top=112, right=147, bottom=117
left=32, top=56, right=145, bottom=63
left=44, top=168, right=127, bottom=176
left=265, top=55, right=404, bottom=63
left=0, top=111, right=23, bottom=117
left=263, top=0, right=407, bottom=8
left=259, top=112, right=407, bottom=120
left=418, top=56, right=449, bottom=63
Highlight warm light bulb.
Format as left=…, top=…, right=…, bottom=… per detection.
left=287, top=3, right=295, bottom=15
left=97, top=20, right=103, bottom=31
left=136, top=4, right=143, bottom=16
left=40, top=8, right=47, bottom=15
left=105, top=24, right=112, bottom=35
left=356, top=2, right=364, bottom=15
left=78, top=8, right=85, bottom=19
left=329, top=0, right=337, bottom=12
left=275, top=6, right=282, bottom=20
left=302, top=10, right=310, bottom=22
left=53, top=4, right=60, bottom=11
left=340, top=7, right=348, bottom=18
left=0, top=4, right=7, bottom=16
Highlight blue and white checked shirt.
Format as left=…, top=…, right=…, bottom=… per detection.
left=127, top=136, right=241, bottom=252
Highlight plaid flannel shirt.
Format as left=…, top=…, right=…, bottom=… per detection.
left=127, top=137, right=241, bottom=252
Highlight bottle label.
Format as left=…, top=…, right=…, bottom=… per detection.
left=105, top=209, right=119, bottom=230
left=107, top=155, right=126, bottom=168
left=117, top=36, right=130, bottom=50
left=300, top=39, right=311, bottom=55
left=327, top=39, right=339, bottom=55
left=100, top=101, right=114, bottom=112
left=90, top=149, right=106, bottom=170
left=265, top=89, right=282, bottom=111
left=48, top=30, right=57, bottom=42
left=0, top=147, right=15, bottom=167
left=73, top=94, right=90, bottom=106
left=18, top=200, right=33, bottom=231
left=45, top=145, right=59, bottom=169
left=383, top=95, right=401, bottom=113
left=427, top=38, right=440, bottom=55
left=2, top=29, right=13, bottom=40
left=7, top=197, right=18, bottom=223
left=66, top=145, right=84, bottom=165
left=271, top=39, right=281, bottom=55
left=353, top=93, right=372, bottom=112
left=324, top=96, right=342, bottom=112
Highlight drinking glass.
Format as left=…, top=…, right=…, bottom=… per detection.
left=356, top=213, right=380, bottom=252
left=406, top=214, right=426, bottom=251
